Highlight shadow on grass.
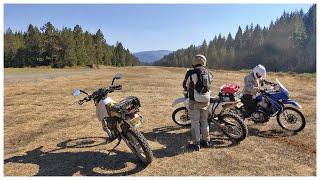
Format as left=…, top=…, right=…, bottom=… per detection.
left=142, top=125, right=240, bottom=159
left=4, top=137, right=145, bottom=176
left=248, top=127, right=297, bottom=138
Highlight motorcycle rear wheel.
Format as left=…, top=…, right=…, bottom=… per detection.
left=219, top=113, right=248, bottom=142
left=172, top=107, right=191, bottom=126
left=277, top=107, right=306, bottom=133
left=123, top=128, right=153, bottom=165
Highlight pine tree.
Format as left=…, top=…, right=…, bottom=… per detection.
left=207, top=44, right=217, bottom=69
left=58, top=27, right=77, bottom=67
left=252, top=24, right=264, bottom=49
left=94, top=29, right=106, bottom=64
left=73, top=24, right=88, bottom=65
left=4, top=28, right=20, bottom=67
left=84, top=31, right=96, bottom=64
left=225, top=33, right=233, bottom=50
left=25, top=24, right=42, bottom=67
left=41, top=22, right=60, bottom=66
left=113, top=42, right=126, bottom=66
left=199, top=40, right=208, bottom=57
left=103, top=45, right=113, bottom=66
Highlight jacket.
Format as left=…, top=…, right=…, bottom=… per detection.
left=242, top=72, right=272, bottom=97
left=182, top=65, right=212, bottom=103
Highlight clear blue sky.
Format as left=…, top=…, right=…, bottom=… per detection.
left=4, top=4, right=313, bottom=53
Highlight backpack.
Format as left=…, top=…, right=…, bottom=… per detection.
left=194, top=67, right=211, bottom=94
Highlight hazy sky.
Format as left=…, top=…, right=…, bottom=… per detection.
left=4, top=3, right=313, bottom=52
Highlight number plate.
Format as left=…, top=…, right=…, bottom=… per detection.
left=129, top=115, right=142, bottom=127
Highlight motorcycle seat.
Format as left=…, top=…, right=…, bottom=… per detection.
left=210, top=96, right=220, bottom=103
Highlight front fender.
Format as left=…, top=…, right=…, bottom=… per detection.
left=282, top=100, right=302, bottom=109
left=172, top=97, right=188, bottom=107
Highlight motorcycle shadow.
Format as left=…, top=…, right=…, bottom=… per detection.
left=208, top=136, right=240, bottom=149
left=142, top=126, right=190, bottom=158
left=142, top=125, right=239, bottom=158
left=248, top=127, right=297, bottom=138
left=4, top=137, right=145, bottom=176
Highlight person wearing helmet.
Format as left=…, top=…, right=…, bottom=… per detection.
left=182, top=54, right=213, bottom=151
left=241, top=64, right=272, bottom=118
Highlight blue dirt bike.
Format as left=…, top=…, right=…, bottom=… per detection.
left=234, top=78, right=306, bottom=133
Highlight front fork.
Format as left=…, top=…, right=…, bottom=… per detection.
left=102, top=117, right=130, bottom=140
left=209, top=115, right=228, bottom=131
left=102, top=118, right=114, bottom=139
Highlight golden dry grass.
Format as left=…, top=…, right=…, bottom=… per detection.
left=3, top=66, right=316, bottom=176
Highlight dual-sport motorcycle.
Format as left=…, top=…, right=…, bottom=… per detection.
left=172, top=86, right=248, bottom=142
left=229, top=78, right=306, bottom=133
left=73, top=74, right=153, bottom=165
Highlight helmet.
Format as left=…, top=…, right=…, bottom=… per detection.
left=253, top=64, right=266, bottom=79
left=192, top=54, right=206, bottom=66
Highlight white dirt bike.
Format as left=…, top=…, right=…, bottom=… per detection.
left=172, top=88, right=248, bottom=142
left=73, top=74, right=153, bottom=165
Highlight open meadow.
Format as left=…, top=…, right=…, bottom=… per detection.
left=3, top=66, right=316, bottom=176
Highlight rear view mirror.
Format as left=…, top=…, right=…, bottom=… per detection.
left=115, top=74, right=123, bottom=79
left=73, top=90, right=81, bottom=96
left=111, top=74, right=123, bottom=85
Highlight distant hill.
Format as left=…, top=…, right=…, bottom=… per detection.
left=134, top=50, right=172, bottom=63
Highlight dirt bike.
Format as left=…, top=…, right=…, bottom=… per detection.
left=72, top=74, right=153, bottom=165
left=232, top=78, right=306, bottom=133
left=172, top=89, right=248, bottom=142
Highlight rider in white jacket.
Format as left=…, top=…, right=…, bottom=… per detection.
left=242, top=64, right=273, bottom=118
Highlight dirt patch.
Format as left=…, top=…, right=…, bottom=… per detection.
left=4, top=69, right=108, bottom=83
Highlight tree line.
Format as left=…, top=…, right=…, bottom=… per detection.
left=154, top=5, right=316, bottom=73
left=4, top=22, right=141, bottom=68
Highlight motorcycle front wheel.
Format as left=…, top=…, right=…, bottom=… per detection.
left=123, top=128, right=153, bottom=165
left=277, top=107, right=306, bottom=133
left=172, top=107, right=191, bottom=126
left=219, top=113, right=248, bottom=142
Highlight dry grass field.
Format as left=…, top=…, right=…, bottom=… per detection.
left=3, top=66, right=316, bottom=176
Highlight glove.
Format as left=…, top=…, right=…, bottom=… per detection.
left=79, top=99, right=85, bottom=105
left=114, top=85, right=122, bottom=90
left=259, top=89, right=265, bottom=93
left=183, top=91, right=188, bottom=98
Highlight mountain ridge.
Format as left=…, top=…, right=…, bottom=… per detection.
left=134, top=50, right=173, bottom=63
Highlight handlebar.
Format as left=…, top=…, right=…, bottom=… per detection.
left=77, top=85, right=122, bottom=105
left=106, top=85, right=122, bottom=92
left=259, top=85, right=278, bottom=94
left=270, top=83, right=278, bottom=87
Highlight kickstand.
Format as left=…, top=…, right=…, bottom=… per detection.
left=107, top=137, right=122, bottom=155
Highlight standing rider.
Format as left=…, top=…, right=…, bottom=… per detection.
left=241, top=64, right=273, bottom=118
left=182, top=54, right=212, bottom=151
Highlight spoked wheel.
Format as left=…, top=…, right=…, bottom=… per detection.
left=123, top=128, right=153, bottom=165
left=277, top=107, right=306, bottom=133
left=172, top=107, right=191, bottom=126
left=219, top=113, right=248, bottom=142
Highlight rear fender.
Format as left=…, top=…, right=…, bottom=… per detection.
left=281, top=100, right=302, bottom=109
left=172, top=97, right=188, bottom=107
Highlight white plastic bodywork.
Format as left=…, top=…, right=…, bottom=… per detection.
left=172, top=97, right=188, bottom=108
left=96, top=97, right=115, bottom=122
left=172, top=96, right=237, bottom=116
left=209, top=101, right=237, bottom=115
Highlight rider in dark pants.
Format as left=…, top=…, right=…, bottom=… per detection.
left=241, top=94, right=257, bottom=118
left=242, top=64, right=272, bottom=118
